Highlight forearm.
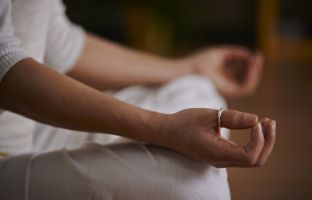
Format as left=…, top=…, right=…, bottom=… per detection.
left=0, top=58, right=168, bottom=145
left=67, top=34, right=191, bottom=90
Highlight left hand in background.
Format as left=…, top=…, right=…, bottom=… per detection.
left=180, top=46, right=264, bottom=98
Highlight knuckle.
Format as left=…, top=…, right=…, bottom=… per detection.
left=255, top=159, right=266, bottom=167
left=245, top=153, right=258, bottom=165
left=242, top=147, right=258, bottom=165
left=230, top=112, right=240, bottom=124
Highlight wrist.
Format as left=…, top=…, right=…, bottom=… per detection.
left=134, top=109, right=171, bottom=147
left=168, top=58, right=195, bottom=78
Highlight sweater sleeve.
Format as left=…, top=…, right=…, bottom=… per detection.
left=44, top=0, right=85, bottom=73
left=0, top=0, right=29, bottom=114
left=0, top=0, right=28, bottom=82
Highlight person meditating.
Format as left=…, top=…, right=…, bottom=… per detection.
left=0, top=0, right=276, bottom=199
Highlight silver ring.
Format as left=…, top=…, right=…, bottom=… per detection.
left=218, top=108, right=225, bottom=127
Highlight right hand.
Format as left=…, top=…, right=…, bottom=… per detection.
left=161, top=108, right=276, bottom=168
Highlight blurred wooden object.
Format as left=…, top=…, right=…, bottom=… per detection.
left=125, top=6, right=174, bottom=55
left=257, top=0, right=312, bottom=62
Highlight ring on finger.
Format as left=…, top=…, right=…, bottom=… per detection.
left=218, top=108, right=225, bottom=127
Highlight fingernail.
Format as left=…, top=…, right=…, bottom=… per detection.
left=251, top=123, right=260, bottom=141
left=245, top=114, right=258, bottom=125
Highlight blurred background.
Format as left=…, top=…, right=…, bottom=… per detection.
left=63, top=0, right=312, bottom=199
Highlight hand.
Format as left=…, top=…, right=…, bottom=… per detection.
left=161, top=108, right=276, bottom=168
left=183, top=46, right=264, bottom=98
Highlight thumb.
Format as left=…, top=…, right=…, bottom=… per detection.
left=220, top=109, right=258, bottom=129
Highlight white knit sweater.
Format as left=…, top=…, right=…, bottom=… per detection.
left=0, top=0, right=85, bottom=156
left=0, top=0, right=27, bottom=81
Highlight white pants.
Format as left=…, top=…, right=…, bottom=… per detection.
left=0, top=75, right=231, bottom=200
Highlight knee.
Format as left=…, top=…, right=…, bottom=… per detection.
left=158, top=161, right=231, bottom=200
left=142, top=146, right=231, bottom=200
left=85, top=143, right=231, bottom=200
left=152, top=75, right=230, bottom=138
left=155, top=75, right=227, bottom=113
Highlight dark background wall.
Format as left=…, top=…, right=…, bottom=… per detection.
left=63, top=0, right=257, bottom=54
left=63, top=0, right=312, bottom=199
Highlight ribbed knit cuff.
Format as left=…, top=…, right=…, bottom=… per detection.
left=0, top=45, right=29, bottom=114
left=0, top=45, right=28, bottom=81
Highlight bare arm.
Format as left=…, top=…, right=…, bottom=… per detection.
left=67, top=34, right=190, bottom=90
left=0, top=58, right=165, bottom=144
left=67, top=34, right=263, bottom=98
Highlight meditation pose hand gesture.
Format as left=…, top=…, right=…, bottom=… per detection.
left=162, top=108, right=275, bottom=167
left=0, top=0, right=276, bottom=199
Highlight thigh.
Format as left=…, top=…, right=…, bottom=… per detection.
left=0, top=142, right=230, bottom=200
left=71, top=142, right=231, bottom=200
left=0, top=111, right=34, bottom=155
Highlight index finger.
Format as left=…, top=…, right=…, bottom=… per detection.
left=220, top=109, right=258, bottom=129
left=255, top=119, right=277, bottom=166
left=217, top=122, right=265, bottom=166
left=242, top=52, right=264, bottom=93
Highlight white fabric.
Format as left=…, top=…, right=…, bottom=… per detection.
left=44, top=0, right=85, bottom=73
left=0, top=0, right=28, bottom=82
left=0, top=112, right=34, bottom=155
left=11, top=0, right=85, bottom=71
left=11, top=0, right=52, bottom=63
left=0, top=0, right=85, bottom=156
left=0, top=142, right=230, bottom=200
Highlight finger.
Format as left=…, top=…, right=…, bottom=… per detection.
left=210, top=160, right=258, bottom=168
left=224, top=48, right=252, bottom=71
left=224, top=119, right=275, bottom=168
left=212, top=75, right=243, bottom=97
left=255, top=118, right=277, bottom=166
left=243, top=122, right=265, bottom=165
left=223, top=46, right=252, bottom=58
left=220, top=51, right=263, bottom=97
left=216, top=122, right=264, bottom=165
left=220, top=122, right=271, bottom=168
left=224, top=55, right=251, bottom=85
left=219, top=109, right=258, bottom=129
left=208, top=123, right=264, bottom=168
left=242, top=52, right=264, bottom=93
left=214, top=137, right=248, bottom=164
